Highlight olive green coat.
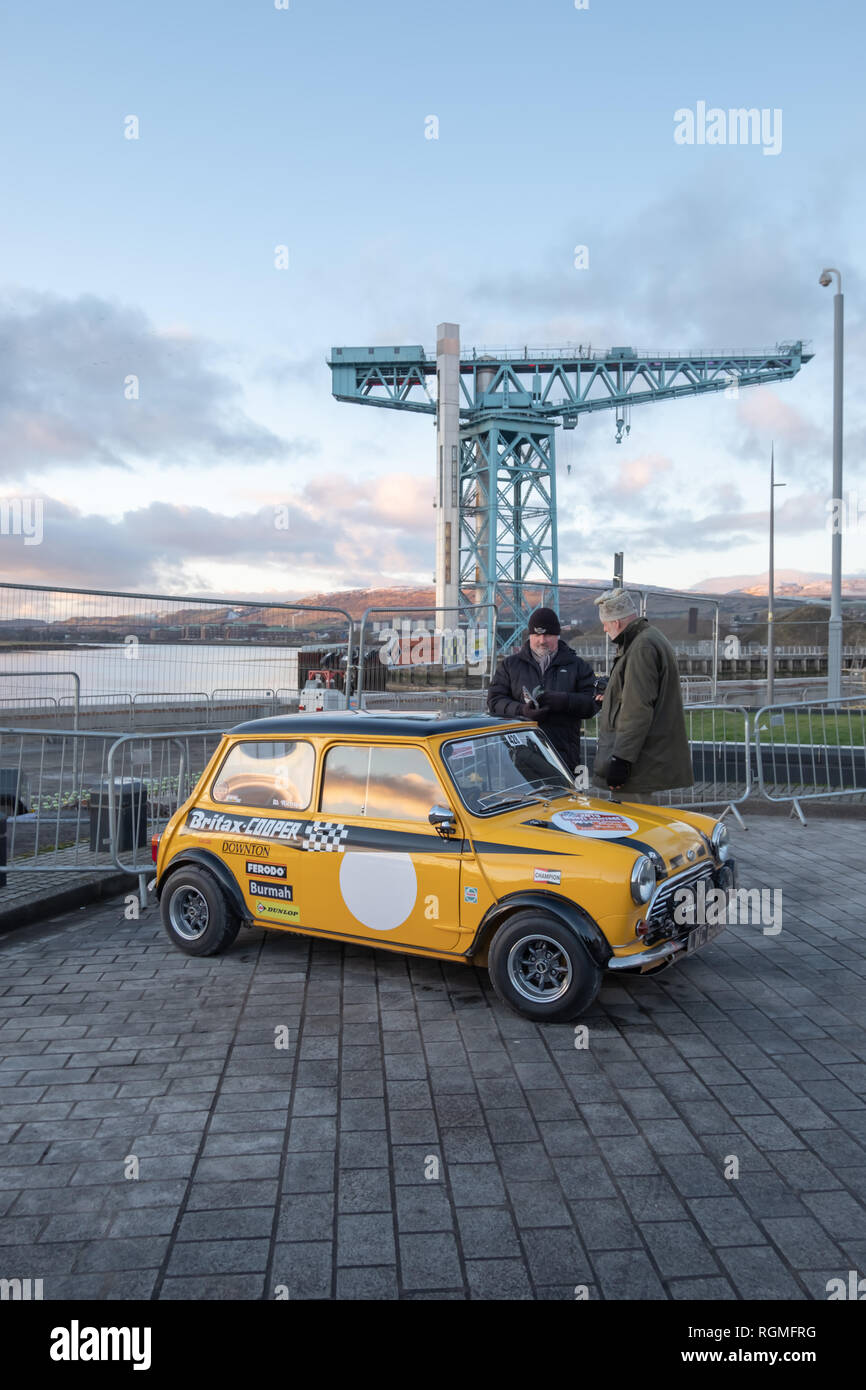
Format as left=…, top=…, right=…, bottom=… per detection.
left=592, top=618, right=694, bottom=793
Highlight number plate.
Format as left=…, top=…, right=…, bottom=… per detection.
left=686, top=919, right=725, bottom=954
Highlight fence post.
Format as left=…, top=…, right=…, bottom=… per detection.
left=0, top=815, right=6, bottom=888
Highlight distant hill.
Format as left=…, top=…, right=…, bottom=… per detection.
left=692, top=570, right=866, bottom=598
left=740, top=603, right=866, bottom=645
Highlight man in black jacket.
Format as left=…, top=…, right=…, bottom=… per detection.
left=486, top=607, right=599, bottom=773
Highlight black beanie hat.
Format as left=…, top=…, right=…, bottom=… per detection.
left=527, top=607, right=561, bottom=636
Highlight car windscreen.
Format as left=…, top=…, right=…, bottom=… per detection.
left=441, top=730, right=574, bottom=816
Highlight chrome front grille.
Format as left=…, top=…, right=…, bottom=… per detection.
left=647, top=863, right=715, bottom=926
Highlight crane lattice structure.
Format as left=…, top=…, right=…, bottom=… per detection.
left=329, top=327, right=812, bottom=652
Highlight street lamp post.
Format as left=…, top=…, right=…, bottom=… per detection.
left=820, top=267, right=844, bottom=699
left=767, top=442, right=786, bottom=704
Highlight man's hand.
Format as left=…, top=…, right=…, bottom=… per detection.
left=518, top=702, right=548, bottom=720
left=607, top=755, right=631, bottom=789
left=538, top=691, right=569, bottom=713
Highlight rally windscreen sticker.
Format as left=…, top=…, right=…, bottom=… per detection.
left=549, top=808, right=640, bottom=839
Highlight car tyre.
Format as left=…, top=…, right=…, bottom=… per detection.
left=160, top=865, right=241, bottom=957
left=487, top=909, right=602, bottom=1022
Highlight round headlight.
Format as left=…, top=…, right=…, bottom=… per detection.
left=711, top=823, right=730, bottom=862
left=630, top=854, right=655, bottom=904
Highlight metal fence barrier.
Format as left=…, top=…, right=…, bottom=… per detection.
left=0, top=726, right=222, bottom=907
left=0, top=671, right=81, bottom=729
left=754, top=695, right=866, bottom=824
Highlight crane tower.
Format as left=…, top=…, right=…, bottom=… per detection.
left=329, top=325, right=812, bottom=651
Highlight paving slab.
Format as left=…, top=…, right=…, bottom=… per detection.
left=1, top=815, right=865, bottom=1299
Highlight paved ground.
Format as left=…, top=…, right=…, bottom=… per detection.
left=1, top=816, right=865, bottom=1300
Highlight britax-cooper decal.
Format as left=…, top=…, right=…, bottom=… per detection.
left=185, top=810, right=348, bottom=852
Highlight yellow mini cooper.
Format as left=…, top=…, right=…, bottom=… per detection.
left=154, top=713, right=737, bottom=1023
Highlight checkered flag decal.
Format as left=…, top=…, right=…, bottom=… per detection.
left=302, top=821, right=349, bottom=852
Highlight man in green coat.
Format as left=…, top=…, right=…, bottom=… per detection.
left=591, top=588, right=693, bottom=804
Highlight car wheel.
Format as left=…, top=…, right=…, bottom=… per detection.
left=160, top=866, right=241, bottom=957
left=487, top=910, right=602, bottom=1023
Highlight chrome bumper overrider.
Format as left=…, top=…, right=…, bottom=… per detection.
left=606, top=937, right=694, bottom=973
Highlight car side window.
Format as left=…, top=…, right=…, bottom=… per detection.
left=211, top=740, right=315, bottom=811
left=319, top=744, right=370, bottom=817
left=320, top=744, right=446, bottom=822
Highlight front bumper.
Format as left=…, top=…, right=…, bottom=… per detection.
left=607, top=858, right=737, bottom=975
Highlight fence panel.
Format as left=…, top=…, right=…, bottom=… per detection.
left=105, top=731, right=224, bottom=872
left=0, top=727, right=223, bottom=890
left=754, top=695, right=866, bottom=822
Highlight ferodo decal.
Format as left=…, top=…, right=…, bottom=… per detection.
left=549, top=808, right=640, bottom=839
left=255, top=901, right=300, bottom=923
left=248, top=881, right=294, bottom=901
left=464, top=885, right=478, bottom=904
left=245, top=861, right=285, bottom=878
left=534, top=867, right=561, bottom=885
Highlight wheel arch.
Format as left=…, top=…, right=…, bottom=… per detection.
left=468, top=890, right=612, bottom=970
left=157, top=848, right=250, bottom=923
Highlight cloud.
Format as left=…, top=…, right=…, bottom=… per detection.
left=613, top=453, right=673, bottom=495
left=0, top=484, right=434, bottom=593
left=0, top=290, right=309, bottom=478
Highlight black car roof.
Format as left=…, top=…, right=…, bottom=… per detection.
left=228, top=712, right=516, bottom=737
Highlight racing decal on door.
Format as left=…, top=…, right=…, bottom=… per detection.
left=338, top=852, right=418, bottom=932
left=303, top=822, right=350, bottom=852
left=534, top=867, right=561, bottom=884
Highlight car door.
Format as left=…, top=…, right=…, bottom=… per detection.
left=312, top=741, right=463, bottom=952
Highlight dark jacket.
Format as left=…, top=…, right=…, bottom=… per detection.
left=487, top=638, right=598, bottom=772
left=592, top=618, right=693, bottom=792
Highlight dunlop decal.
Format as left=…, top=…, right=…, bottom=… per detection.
left=255, top=901, right=301, bottom=923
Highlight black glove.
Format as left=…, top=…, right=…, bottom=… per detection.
left=518, top=702, right=549, bottom=720
left=538, top=691, right=569, bottom=713
left=607, top=755, right=631, bottom=788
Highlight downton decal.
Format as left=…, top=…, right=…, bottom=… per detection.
left=550, top=808, right=639, bottom=839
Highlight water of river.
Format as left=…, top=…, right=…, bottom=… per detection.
left=0, top=645, right=304, bottom=701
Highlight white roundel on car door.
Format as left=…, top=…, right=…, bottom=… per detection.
left=339, top=852, right=418, bottom=931
left=550, top=808, right=639, bottom=839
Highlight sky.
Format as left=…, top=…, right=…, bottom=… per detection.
left=0, top=0, right=864, bottom=601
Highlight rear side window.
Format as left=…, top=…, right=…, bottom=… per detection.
left=211, top=740, right=315, bottom=811
left=320, top=744, right=445, bottom=822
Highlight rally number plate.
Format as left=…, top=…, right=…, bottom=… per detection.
left=686, top=919, right=725, bottom=954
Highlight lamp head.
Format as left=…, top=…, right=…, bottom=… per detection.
left=819, top=270, right=833, bottom=287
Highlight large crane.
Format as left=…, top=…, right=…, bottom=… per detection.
left=329, top=326, right=812, bottom=651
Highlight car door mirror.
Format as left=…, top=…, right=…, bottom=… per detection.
left=428, top=804, right=457, bottom=837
